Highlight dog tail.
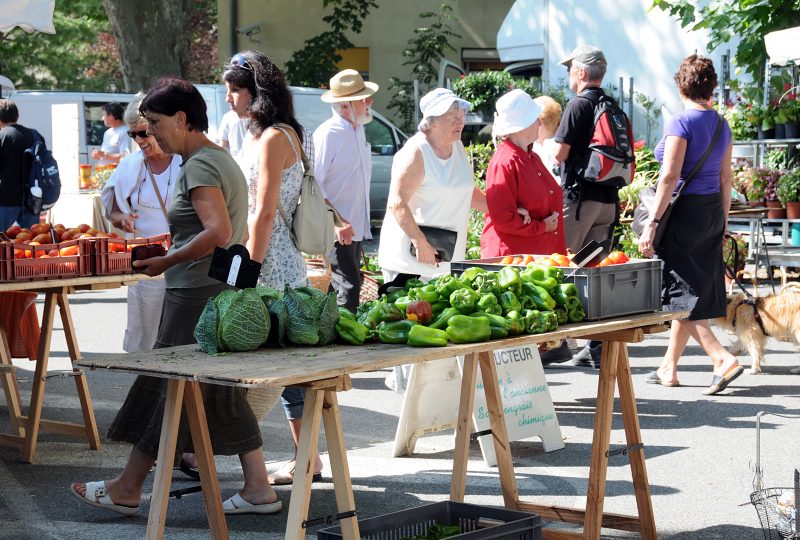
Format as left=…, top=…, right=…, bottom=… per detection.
left=780, top=282, right=800, bottom=295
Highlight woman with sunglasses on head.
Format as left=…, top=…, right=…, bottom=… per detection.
left=101, top=93, right=182, bottom=354
left=72, top=77, right=282, bottom=517
left=223, top=51, right=324, bottom=485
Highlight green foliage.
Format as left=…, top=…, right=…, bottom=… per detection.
left=285, top=0, right=379, bottom=88
left=634, top=92, right=663, bottom=146
left=650, top=0, right=800, bottom=84
left=451, top=71, right=541, bottom=115
left=464, top=143, right=494, bottom=259
left=614, top=223, right=644, bottom=259
left=765, top=147, right=798, bottom=170
left=387, top=3, right=461, bottom=133
left=618, top=142, right=659, bottom=209
left=724, top=103, right=757, bottom=141
left=0, top=1, right=123, bottom=91
left=722, top=234, right=749, bottom=271
left=777, top=168, right=800, bottom=203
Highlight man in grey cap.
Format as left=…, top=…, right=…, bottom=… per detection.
left=553, top=44, right=615, bottom=368
left=313, top=69, right=379, bottom=312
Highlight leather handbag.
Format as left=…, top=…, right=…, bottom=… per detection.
left=632, top=114, right=724, bottom=248
left=409, top=225, right=458, bottom=262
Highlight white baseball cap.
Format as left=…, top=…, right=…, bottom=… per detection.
left=419, top=88, right=471, bottom=119
left=492, top=89, right=542, bottom=137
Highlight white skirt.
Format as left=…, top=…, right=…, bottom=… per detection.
left=123, top=278, right=167, bottom=353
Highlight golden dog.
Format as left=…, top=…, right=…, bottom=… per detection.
left=715, top=283, right=800, bottom=374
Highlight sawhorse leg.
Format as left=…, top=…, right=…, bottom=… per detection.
left=0, top=321, right=25, bottom=445
left=147, top=379, right=228, bottom=540
left=21, top=289, right=100, bottom=463
left=286, top=377, right=359, bottom=540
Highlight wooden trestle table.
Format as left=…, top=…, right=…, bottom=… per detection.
left=79, top=309, right=686, bottom=540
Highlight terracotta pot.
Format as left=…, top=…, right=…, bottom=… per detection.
left=746, top=200, right=764, bottom=207
left=765, top=200, right=786, bottom=219
left=786, top=201, right=800, bottom=220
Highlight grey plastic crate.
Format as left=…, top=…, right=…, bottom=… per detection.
left=450, top=257, right=662, bottom=321
left=316, top=501, right=541, bottom=540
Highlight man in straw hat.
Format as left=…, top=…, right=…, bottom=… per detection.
left=313, top=68, right=379, bottom=311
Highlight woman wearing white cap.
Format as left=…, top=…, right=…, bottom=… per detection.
left=482, top=89, right=566, bottom=258
left=378, top=88, right=487, bottom=286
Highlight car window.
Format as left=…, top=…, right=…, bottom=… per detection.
left=84, top=102, right=109, bottom=146
left=364, top=117, right=396, bottom=156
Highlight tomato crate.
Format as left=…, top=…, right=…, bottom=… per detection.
left=92, top=234, right=171, bottom=276
left=316, top=501, right=541, bottom=540
left=450, top=256, right=663, bottom=321
left=0, top=239, right=91, bottom=282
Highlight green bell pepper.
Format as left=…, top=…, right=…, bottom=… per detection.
left=521, top=282, right=556, bottom=311
left=566, top=295, right=586, bottom=323
left=542, top=310, right=559, bottom=331
left=393, top=296, right=411, bottom=312
left=408, top=286, right=440, bottom=303
left=472, top=312, right=509, bottom=339
left=434, top=274, right=464, bottom=298
left=520, top=265, right=547, bottom=283
left=385, top=288, right=407, bottom=304
left=553, top=305, right=568, bottom=325
left=498, top=266, right=522, bottom=296
left=338, top=306, right=356, bottom=321
left=403, top=277, right=424, bottom=291
left=430, top=300, right=449, bottom=316
left=504, top=310, right=525, bottom=335
left=532, top=276, right=559, bottom=294
left=429, top=307, right=461, bottom=330
left=458, top=267, right=486, bottom=287
left=545, top=265, right=564, bottom=283
left=449, top=287, right=480, bottom=314
left=499, top=290, right=521, bottom=315
left=445, top=315, right=492, bottom=343
left=378, top=319, right=419, bottom=344
left=357, top=299, right=403, bottom=329
left=522, top=309, right=547, bottom=334
left=476, top=293, right=499, bottom=313
left=474, top=272, right=503, bottom=297
left=407, top=325, right=449, bottom=347
left=335, top=317, right=369, bottom=345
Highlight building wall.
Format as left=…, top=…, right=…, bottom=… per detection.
left=218, top=0, right=515, bottom=124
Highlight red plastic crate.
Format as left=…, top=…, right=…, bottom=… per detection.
left=0, top=239, right=91, bottom=282
left=92, top=234, right=171, bottom=276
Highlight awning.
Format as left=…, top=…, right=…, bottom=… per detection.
left=764, top=26, right=800, bottom=66
left=496, top=0, right=545, bottom=62
left=0, top=0, right=55, bottom=35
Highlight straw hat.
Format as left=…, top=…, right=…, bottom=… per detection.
left=321, top=69, right=379, bottom=103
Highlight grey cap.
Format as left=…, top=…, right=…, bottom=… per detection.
left=559, top=45, right=607, bottom=67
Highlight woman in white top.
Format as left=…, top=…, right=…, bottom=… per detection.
left=101, top=93, right=182, bottom=353
left=378, top=88, right=487, bottom=281
left=531, top=95, right=563, bottom=183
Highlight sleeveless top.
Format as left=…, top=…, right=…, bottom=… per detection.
left=240, top=125, right=309, bottom=289
left=378, top=133, right=473, bottom=277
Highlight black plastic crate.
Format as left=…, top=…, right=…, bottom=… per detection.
left=450, top=257, right=662, bottom=321
left=316, top=501, right=541, bottom=540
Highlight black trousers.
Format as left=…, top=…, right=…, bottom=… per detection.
left=330, top=241, right=362, bottom=312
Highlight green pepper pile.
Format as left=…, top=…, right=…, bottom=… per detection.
left=334, top=264, right=586, bottom=347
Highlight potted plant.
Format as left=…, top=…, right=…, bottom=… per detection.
left=777, top=168, right=800, bottom=219
left=762, top=168, right=786, bottom=218
left=724, top=103, right=757, bottom=141
left=744, top=167, right=766, bottom=204
left=452, top=70, right=535, bottom=119
left=782, top=92, right=800, bottom=139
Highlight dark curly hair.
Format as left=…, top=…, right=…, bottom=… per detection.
left=222, top=50, right=303, bottom=144
left=674, top=54, right=717, bottom=102
left=140, top=77, right=209, bottom=132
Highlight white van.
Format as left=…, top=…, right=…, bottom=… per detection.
left=10, top=85, right=406, bottom=219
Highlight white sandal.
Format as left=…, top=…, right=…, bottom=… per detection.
left=70, top=481, right=139, bottom=516
left=223, top=492, right=282, bottom=515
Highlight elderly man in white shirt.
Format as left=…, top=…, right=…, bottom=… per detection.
left=313, top=69, right=378, bottom=311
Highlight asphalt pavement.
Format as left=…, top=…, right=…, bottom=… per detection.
left=1, top=282, right=799, bottom=539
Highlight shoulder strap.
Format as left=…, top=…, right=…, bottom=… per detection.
left=673, top=114, right=724, bottom=197
left=267, top=123, right=303, bottom=232
left=144, top=161, right=169, bottom=221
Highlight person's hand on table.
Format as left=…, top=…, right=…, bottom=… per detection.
left=132, top=255, right=169, bottom=277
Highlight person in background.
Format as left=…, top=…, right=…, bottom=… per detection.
left=218, top=70, right=251, bottom=160
left=92, top=102, right=131, bottom=167
left=638, top=54, right=743, bottom=396
left=378, top=88, right=488, bottom=392
left=482, top=89, right=570, bottom=366
left=531, top=95, right=563, bottom=183
left=71, top=77, right=282, bottom=516
left=0, top=99, right=37, bottom=230
left=554, top=45, right=616, bottom=369
left=313, top=69, right=378, bottom=312
left=225, top=50, right=324, bottom=486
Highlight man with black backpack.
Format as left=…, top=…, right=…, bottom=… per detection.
left=553, top=45, right=634, bottom=369
left=0, top=99, right=37, bottom=230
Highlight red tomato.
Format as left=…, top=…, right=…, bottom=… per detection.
left=608, top=250, right=629, bottom=264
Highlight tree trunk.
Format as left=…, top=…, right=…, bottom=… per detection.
left=103, top=0, right=193, bottom=92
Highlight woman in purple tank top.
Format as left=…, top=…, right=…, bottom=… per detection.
left=638, top=55, right=744, bottom=396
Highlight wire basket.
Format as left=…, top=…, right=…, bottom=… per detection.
left=359, top=271, right=381, bottom=304
left=750, top=411, right=800, bottom=539
left=306, top=256, right=332, bottom=293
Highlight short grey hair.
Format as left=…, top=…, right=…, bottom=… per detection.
left=572, top=60, right=606, bottom=83
left=417, top=101, right=461, bottom=133
left=124, top=92, right=147, bottom=129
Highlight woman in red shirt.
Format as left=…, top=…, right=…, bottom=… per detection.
left=481, top=89, right=566, bottom=258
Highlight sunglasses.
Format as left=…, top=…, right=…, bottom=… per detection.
left=229, top=52, right=253, bottom=71
left=127, top=130, right=149, bottom=139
